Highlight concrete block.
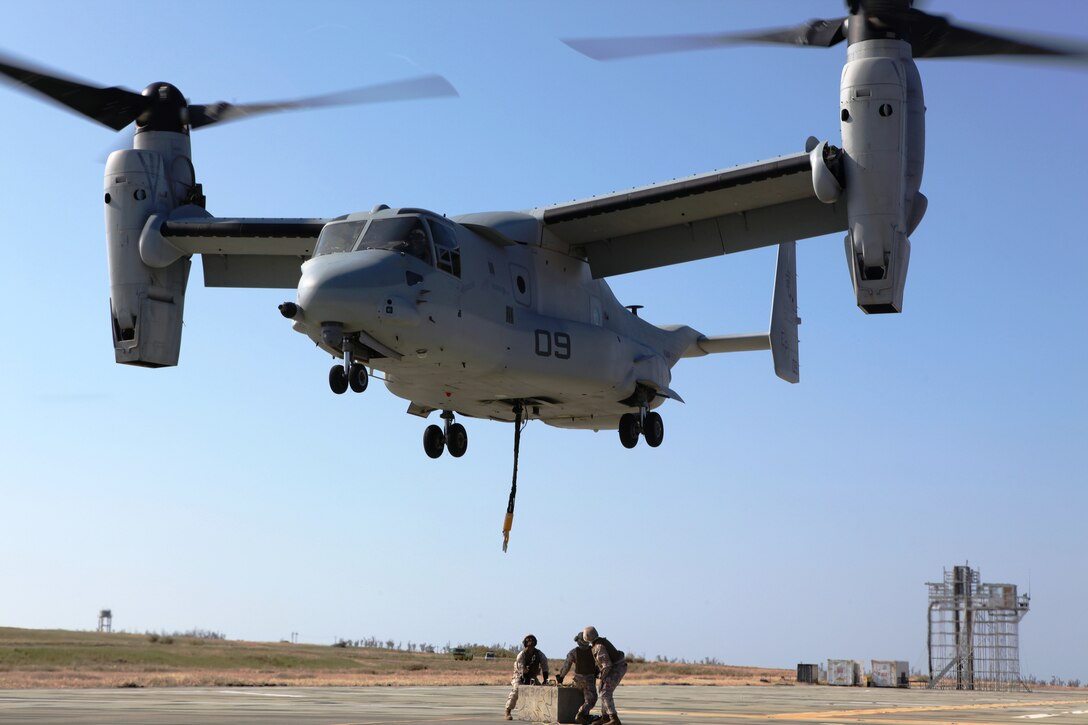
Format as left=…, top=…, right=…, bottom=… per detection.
left=513, top=684, right=583, bottom=723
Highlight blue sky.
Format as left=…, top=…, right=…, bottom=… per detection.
left=1, top=1, right=1085, bottom=682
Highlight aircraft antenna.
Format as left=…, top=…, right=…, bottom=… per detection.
left=502, top=402, right=524, bottom=552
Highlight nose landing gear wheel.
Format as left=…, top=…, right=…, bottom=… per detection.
left=329, top=365, right=348, bottom=395
left=447, top=423, right=468, bottom=458
left=423, top=424, right=445, bottom=458
left=643, top=411, right=664, bottom=448
left=618, top=413, right=640, bottom=449
left=348, top=363, right=369, bottom=393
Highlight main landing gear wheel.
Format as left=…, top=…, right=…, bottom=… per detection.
left=618, top=413, right=640, bottom=449
left=348, top=363, right=369, bottom=393
left=423, top=424, right=445, bottom=458
left=643, top=411, right=664, bottom=448
left=423, top=412, right=470, bottom=459
left=447, top=423, right=468, bottom=458
left=329, top=365, right=348, bottom=395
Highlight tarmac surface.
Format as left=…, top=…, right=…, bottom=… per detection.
left=0, top=684, right=1086, bottom=725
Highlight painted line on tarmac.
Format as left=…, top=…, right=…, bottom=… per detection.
left=1015, top=711, right=1088, bottom=720
left=626, top=698, right=1088, bottom=724
left=217, top=690, right=305, bottom=698
left=619, top=711, right=982, bottom=724
left=774, top=698, right=1088, bottom=720
left=327, top=719, right=480, bottom=725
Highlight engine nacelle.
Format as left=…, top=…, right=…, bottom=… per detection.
left=839, top=38, right=925, bottom=314
left=809, top=138, right=843, bottom=204
left=104, top=142, right=192, bottom=367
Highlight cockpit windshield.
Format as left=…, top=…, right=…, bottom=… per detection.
left=358, top=218, right=432, bottom=264
left=313, top=216, right=433, bottom=265
left=313, top=220, right=365, bottom=257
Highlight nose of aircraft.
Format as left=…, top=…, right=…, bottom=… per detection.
left=297, top=251, right=409, bottom=329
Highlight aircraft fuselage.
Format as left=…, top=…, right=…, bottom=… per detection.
left=288, top=208, right=695, bottom=430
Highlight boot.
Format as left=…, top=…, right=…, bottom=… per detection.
left=504, top=709, right=513, bottom=721
left=574, top=712, right=590, bottom=725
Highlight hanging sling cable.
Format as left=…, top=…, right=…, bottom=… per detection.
left=502, top=401, right=524, bottom=552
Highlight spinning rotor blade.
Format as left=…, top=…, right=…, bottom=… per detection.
left=1, top=49, right=459, bottom=134
left=0, top=53, right=147, bottom=130
left=563, top=18, right=848, bottom=60
left=564, top=3, right=1087, bottom=63
left=189, top=74, right=459, bottom=129
left=899, top=16, right=1088, bottom=59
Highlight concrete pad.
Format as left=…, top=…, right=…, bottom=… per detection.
left=0, top=684, right=1085, bottom=725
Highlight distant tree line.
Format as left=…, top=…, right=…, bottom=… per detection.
left=1022, top=675, right=1083, bottom=688
left=145, top=628, right=226, bottom=644
left=330, top=637, right=521, bottom=657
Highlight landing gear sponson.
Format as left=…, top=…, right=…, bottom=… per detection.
left=424, top=410, right=468, bottom=459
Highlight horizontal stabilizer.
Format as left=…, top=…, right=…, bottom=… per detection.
left=691, top=334, right=769, bottom=354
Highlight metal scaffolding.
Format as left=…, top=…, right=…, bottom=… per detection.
left=926, top=565, right=1030, bottom=691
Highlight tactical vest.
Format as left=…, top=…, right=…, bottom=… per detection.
left=519, top=649, right=542, bottom=683
left=574, top=646, right=597, bottom=675
left=596, top=637, right=624, bottom=664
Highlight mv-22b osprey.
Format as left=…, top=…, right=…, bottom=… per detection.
left=1, top=2, right=1080, bottom=461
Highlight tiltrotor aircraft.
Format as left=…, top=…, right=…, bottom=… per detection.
left=1, top=1, right=1082, bottom=546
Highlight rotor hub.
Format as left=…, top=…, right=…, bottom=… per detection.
left=136, top=82, right=189, bottom=134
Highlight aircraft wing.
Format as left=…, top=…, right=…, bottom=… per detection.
left=534, top=150, right=846, bottom=278
left=147, top=215, right=331, bottom=288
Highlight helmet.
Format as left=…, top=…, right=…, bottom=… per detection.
left=582, top=626, right=598, bottom=643
left=523, top=634, right=537, bottom=648
left=573, top=632, right=584, bottom=644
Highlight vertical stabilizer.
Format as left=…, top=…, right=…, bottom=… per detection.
left=770, top=241, right=799, bottom=383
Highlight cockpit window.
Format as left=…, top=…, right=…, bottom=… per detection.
left=358, top=217, right=433, bottom=265
left=314, top=216, right=438, bottom=265
left=428, top=219, right=461, bottom=278
left=313, top=220, right=365, bottom=257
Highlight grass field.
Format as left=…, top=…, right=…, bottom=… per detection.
left=0, top=627, right=793, bottom=689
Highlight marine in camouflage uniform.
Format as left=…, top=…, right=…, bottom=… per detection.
left=504, top=634, right=549, bottom=720
left=556, top=632, right=599, bottom=724
left=584, top=626, right=627, bottom=725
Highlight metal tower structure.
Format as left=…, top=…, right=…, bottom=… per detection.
left=926, top=564, right=1030, bottom=691
left=97, top=609, right=113, bottom=633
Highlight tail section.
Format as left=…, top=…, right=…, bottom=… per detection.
left=769, top=241, right=799, bottom=383
left=682, top=242, right=799, bottom=383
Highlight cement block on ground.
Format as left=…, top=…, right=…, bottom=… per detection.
left=513, top=684, right=582, bottom=723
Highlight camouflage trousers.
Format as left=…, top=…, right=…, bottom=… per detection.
left=505, top=675, right=539, bottom=712
left=598, top=660, right=628, bottom=716
left=572, top=673, right=598, bottom=718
